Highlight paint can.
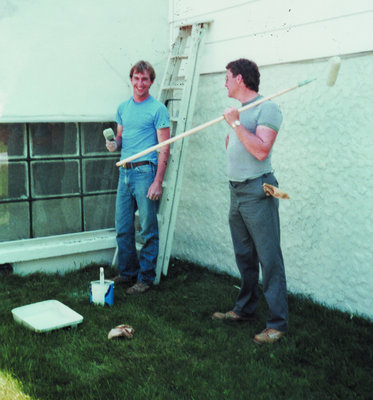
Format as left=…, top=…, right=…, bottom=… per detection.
left=90, top=280, right=114, bottom=306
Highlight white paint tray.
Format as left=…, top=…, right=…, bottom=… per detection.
left=11, top=300, right=83, bottom=333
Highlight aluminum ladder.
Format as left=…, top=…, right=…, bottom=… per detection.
left=155, top=21, right=210, bottom=283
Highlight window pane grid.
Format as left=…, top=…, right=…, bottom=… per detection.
left=0, top=122, right=118, bottom=241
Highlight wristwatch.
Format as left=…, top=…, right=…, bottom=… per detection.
left=231, top=120, right=241, bottom=128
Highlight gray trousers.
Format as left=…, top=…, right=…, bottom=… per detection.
left=229, top=172, right=288, bottom=332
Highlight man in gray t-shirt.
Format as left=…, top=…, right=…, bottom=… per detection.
left=226, top=98, right=282, bottom=181
left=212, top=58, right=288, bottom=345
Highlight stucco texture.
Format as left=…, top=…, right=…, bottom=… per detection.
left=172, top=53, right=373, bottom=320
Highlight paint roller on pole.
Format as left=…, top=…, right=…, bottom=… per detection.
left=116, top=57, right=341, bottom=168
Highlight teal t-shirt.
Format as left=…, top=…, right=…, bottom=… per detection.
left=116, top=95, right=170, bottom=164
left=226, top=95, right=283, bottom=181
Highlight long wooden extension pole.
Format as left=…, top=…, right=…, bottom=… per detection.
left=116, top=79, right=315, bottom=168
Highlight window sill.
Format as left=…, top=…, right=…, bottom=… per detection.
left=0, top=229, right=117, bottom=275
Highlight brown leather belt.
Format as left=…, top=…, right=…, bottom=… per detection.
left=122, top=160, right=151, bottom=169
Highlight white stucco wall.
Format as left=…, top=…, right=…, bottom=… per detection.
left=0, top=0, right=169, bottom=122
left=169, top=0, right=373, bottom=320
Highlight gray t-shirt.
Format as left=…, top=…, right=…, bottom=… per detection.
left=226, top=95, right=283, bottom=181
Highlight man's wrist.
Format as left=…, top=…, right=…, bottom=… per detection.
left=152, top=177, right=163, bottom=185
left=231, top=120, right=241, bottom=128
left=114, top=137, right=121, bottom=150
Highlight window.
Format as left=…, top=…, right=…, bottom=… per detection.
left=0, top=122, right=119, bottom=241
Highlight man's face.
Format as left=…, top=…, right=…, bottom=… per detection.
left=130, top=69, right=153, bottom=100
left=225, top=69, right=239, bottom=98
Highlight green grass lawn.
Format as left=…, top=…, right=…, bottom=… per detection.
left=0, top=259, right=372, bottom=400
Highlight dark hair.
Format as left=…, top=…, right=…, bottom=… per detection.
left=129, top=60, right=156, bottom=82
left=226, top=58, right=260, bottom=92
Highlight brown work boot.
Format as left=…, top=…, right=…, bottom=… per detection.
left=112, top=275, right=136, bottom=285
left=212, top=310, right=256, bottom=322
left=126, top=281, right=150, bottom=295
left=253, top=328, right=285, bottom=344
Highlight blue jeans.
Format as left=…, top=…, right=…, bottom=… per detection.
left=115, top=163, right=159, bottom=285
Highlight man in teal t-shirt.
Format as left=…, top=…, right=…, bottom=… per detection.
left=106, top=60, right=170, bottom=294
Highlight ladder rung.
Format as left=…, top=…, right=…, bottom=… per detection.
left=170, top=55, right=188, bottom=60
left=162, top=86, right=184, bottom=91
left=164, top=98, right=181, bottom=108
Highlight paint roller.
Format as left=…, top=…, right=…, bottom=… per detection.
left=326, top=56, right=341, bottom=87
left=103, top=128, right=115, bottom=141
left=116, top=57, right=341, bottom=168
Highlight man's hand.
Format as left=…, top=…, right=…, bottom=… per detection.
left=147, top=181, right=163, bottom=201
left=146, top=127, right=170, bottom=201
left=223, top=106, right=240, bottom=127
left=106, top=140, right=117, bottom=152
left=107, top=125, right=122, bottom=152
